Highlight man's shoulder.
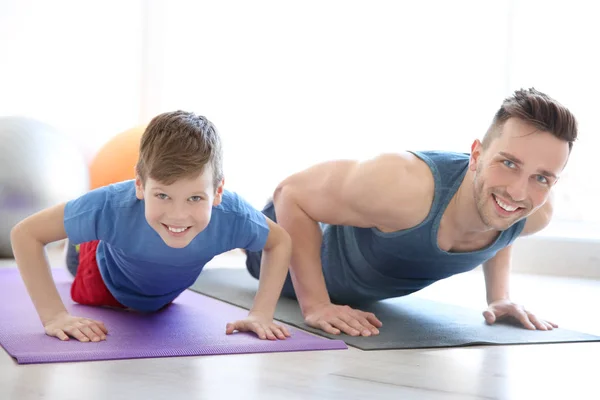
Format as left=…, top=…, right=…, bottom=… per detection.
left=360, top=152, right=436, bottom=231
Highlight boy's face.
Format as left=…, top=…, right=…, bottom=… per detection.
left=135, top=167, right=224, bottom=248
left=469, top=118, right=570, bottom=231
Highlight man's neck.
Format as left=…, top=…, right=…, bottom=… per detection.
left=444, top=170, right=496, bottom=238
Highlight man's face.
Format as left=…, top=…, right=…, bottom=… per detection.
left=470, top=118, right=570, bottom=231
left=135, top=167, right=224, bottom=248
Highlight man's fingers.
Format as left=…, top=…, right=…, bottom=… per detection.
left=338, top=314, right=373, bottom=336
left=355, top=314, right=380, bottom=335
left=527, top=313, right=548, bottom=330
left=361, top=311, right=383, bottom=328
left=316, top=319, right=341, bottom=335
left=513, top=308, right=536, bottom=330
left=528, top=314, right=557, bottom=331
left=328, top=317, right=360, bottom=336
left=483, top=309, right=497, bottom=324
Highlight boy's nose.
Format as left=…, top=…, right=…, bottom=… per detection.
left=168, top=203, right=189, bottom=221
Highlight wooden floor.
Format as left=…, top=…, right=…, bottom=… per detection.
left=1, top=248, right=599, bottom=400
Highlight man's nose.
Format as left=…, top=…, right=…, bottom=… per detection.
left=505, top=176, right=528, bottom=203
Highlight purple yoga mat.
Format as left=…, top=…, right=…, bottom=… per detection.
left=0, top=268, right=346, bottom=364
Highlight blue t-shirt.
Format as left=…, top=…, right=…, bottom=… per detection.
left=63, top=180, right=269, bottom=311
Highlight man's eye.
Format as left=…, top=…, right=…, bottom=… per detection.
left=536, top=175, right=549, bottom=184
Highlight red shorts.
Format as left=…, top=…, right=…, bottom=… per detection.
left=70, top=240, right=126, bottom=309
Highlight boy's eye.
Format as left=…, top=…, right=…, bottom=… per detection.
left=503, top=160, right=516, bottom=168
left=189, top=196, right=203, bottom=202
left=156, top=193, right=169, bottom=200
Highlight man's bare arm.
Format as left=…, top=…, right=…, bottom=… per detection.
left=273, top=152, right=432, bottom=335
left=482, top=197, right=556, bottom=330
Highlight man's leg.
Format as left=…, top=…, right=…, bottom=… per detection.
left=65, top=240, right=80, bottom=277
left=246, top=200, right=297, bottom=299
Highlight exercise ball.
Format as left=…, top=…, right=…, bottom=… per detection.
left=0, top=116, right=89, bottom=257
left=89, top=125, right=146, bottom=190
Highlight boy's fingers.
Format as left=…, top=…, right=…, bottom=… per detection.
left=68, top=328, right=90, bottom=342
left=89, top=320, right=108, bottom=334
left=54, top=330, right=69, bottom=341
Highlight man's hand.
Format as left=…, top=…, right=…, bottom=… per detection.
left=304, top=303, right=382, bottom=336
left=483, top=299, right=558, bottom=330
left=225, top=313, right=291, bottom=340
left=44, top=311, right=108, bottom=342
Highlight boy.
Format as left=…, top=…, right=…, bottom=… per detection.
left=11, top=110, right=292, bottom=342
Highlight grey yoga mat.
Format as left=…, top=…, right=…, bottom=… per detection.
left=189, top=268, right=600, bottom=350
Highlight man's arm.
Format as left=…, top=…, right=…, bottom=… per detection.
left=482, top=198, right=557, bottom=330
left=273, top=152, right=433, bottom=336
left=482, top=245, right=512, bottom=305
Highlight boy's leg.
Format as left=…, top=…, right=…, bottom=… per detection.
left=245, top=200, right=297, bottom=299
left=70, top=240, right=126, bottom=308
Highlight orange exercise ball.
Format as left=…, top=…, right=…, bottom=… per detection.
left=89, top=125, right=146, bottom=190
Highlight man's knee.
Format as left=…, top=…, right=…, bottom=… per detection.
left=245, top=249, right=262, bottom=280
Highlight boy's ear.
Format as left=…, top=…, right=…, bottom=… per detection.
left=212, top=178, right=225, bottom=206
left=469, top=139, right=483, bottom=172
left=135, top=175, right=145, bottom=199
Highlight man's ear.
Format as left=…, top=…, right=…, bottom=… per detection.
left=135, top=175, right=145, bottom=200
left=212, top=178, right=225, bottom=206
left=469, top=139, right=483, bottom=172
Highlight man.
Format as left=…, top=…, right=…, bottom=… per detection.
left=246, top=88, right=578, bottom=337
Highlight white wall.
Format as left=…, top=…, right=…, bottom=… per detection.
left=0, top=0, right=144, bottom=163
left=1, top=0, right=597, bottom=276
left=508, top=0, right=600, bottom=224
left=142, top=0, right=510, bottom=208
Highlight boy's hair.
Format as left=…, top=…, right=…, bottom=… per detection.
left=483, top=88, right=578, bottom=152
left=135, top=110, right=224, bottom=190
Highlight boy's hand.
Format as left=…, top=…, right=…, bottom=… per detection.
left=43, top=311, right=108, bottom=342
left=225, top=313, right=291, bottom=340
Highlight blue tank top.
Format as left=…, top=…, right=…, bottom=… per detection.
left=320, top=150, right=526, bottom=304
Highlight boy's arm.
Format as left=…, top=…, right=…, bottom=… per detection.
left=225, top=217, right=292, bottom=340
left=247, top=217, right=291, bottom=320
left=273, top=152, right=433, bottom=336
left=10, top=203, right=107, bottom=342
left=482, top=199, right=557, bottom=330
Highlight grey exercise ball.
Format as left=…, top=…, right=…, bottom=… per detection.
left=0, top=116, right=89, bottom=257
